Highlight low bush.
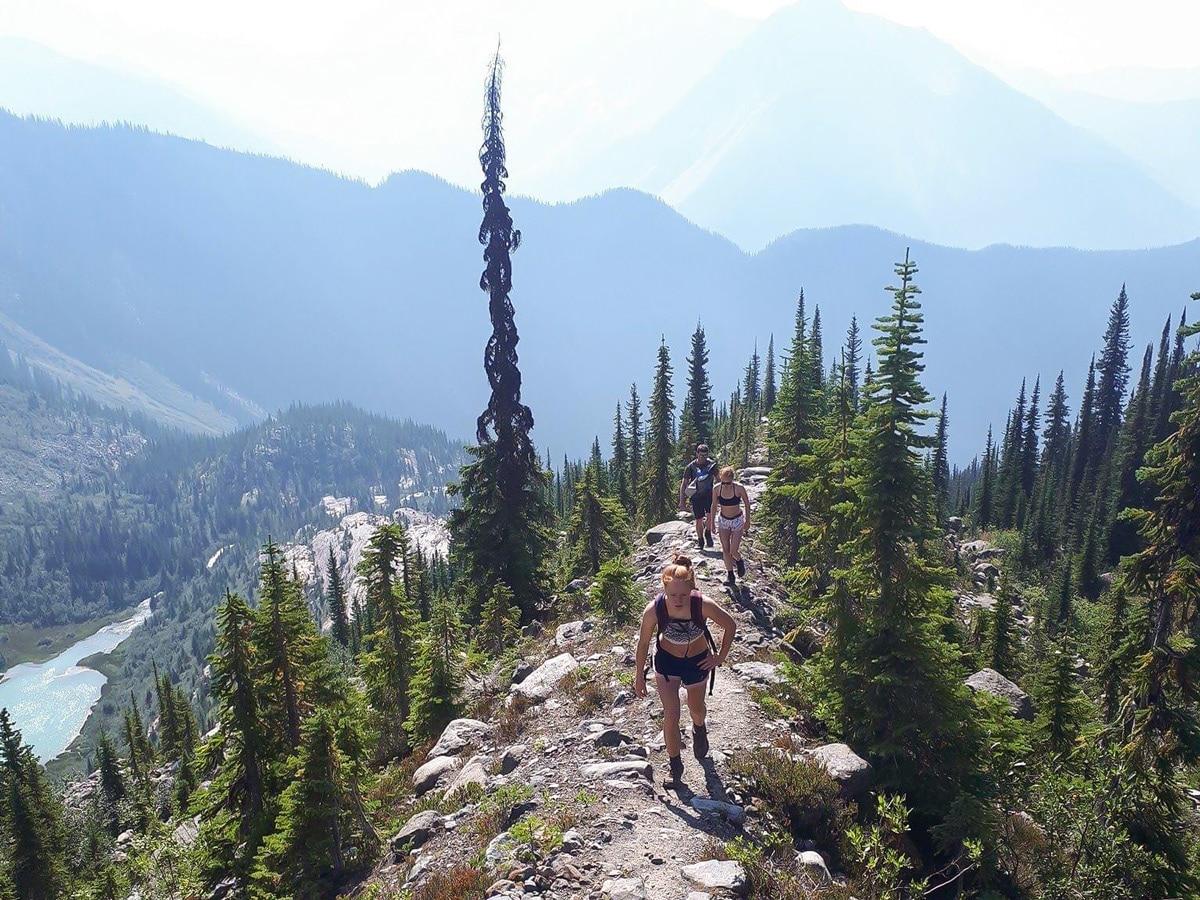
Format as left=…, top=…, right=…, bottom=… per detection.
left=410, top=865, right=491, bottom=900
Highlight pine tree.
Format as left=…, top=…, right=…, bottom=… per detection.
left=95, top=730, right=124, bottom=806
left=564, top=467, right=629, bottom=578
left=1150, top=314, right=1174, bottom=441
left=358, top=524, right=419, bottom=760
left=976, top=426, right=996, bottom=528
left=1030, top=635, right=1087, bottom=755
left=251, top=712, right=376, bottom=899
left=683, top=323, right=713, bottom=450
left=0, top=709, right=68, bottom=900
left=611, top=402, right=630, bottom=509
left=996, top=380, right=1027, bottom=528
left=1042, top=372, right=1071, bottom=477
left=844, top=315, right=862, bottom=413
left=1117, top=294, right=1200, bottom=777
left=1095, top=284, right=1132, bottom=452
left=1067, top=358, right=1098, bottom=513
left=742, top=341, right=761, bottom=413
left=1109, top=345, right=1155, bottom=561
left=809, top=304, right=825, bottom=399
left=626, top=383, right=643, bottom=513
left=823, top=251, right=981, bottom=819
left=448, top=50, right=553, bottom=622
left=988, top=573, right=1018, bottom=677
left=474, top=583, right=519, bottom=658
left=763, top=334, right=777, bottom=413
left=407, top=592, right=463, bottom=742
left=121, top=693, right=154, bottom=788
left=210, top=589, right=268, bottom=832
left=589, top=558, right=642, bottom=624
left=931, top=393, right=950, bottom=523
left=640, top=340, right=676, bottom=524
left=1020, top=376, right=1041, bottom=498
left=326, top=547, right=350, bottom=648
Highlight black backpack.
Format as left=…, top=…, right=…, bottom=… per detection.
left=649, top=590, right=718, bottom=695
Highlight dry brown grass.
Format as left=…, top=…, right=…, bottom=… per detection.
left=410, top=865, right=491, bottom=900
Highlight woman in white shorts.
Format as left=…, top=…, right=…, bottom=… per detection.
left=714, top=466, right=750, bottom=587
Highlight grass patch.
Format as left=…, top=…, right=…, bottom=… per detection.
left=0, top=605, right=140, bottom=670
left=560, top=664, right=610, bottom=714
left=470, top=782, right=535, bottom=845
left=410, top=865, right=491, bottom=900
left=509, top=813, right=564, bottom=861
left=704, top=835, right=853, bottom=900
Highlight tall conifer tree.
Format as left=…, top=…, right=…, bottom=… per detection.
left=763, top=335, right=777, bottom=413
left=640, top=340, right=676, bottom=524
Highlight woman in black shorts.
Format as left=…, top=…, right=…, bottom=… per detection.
left=633, top=555, right=737, bottom=783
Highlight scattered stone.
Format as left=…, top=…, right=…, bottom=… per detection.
left=391, top=810, right=442, bottom=854
left=686, top=893, right=713, bottom=900
left=796, top=850, right=831, bottom=883
left=429, top=718, right=491, bottom=758
left=172, top=818, right=199, bottom=847
left=412, top=754, right=461, bottom=795
left=520, top=621, right=543, bottom=639
left=511, top=653, right=579, bottom=700
left=690, top=797, right=746, bottom=824
left=556, top=620, right=594, bottom=646
left=645, top=520, right=695, bottom=545
left=589, top=728, right=634, bottom=747
left=973, top=561, right=1000, bottom=579
left=807, top=743, right=872, bottom=800
left=681, top=860, right=748, bottom=894
left=511, top=660, right=535, bottom=684
left=486, top=831, right=519, bottom=868
left=965, top=668, right=1034, bottom=720
left=740, top=466, right=771, bottom=478
left=486, top=880, right=517, bottom=897
left=566, top=577, right=590, bottom=592
left=732, top=661, right=781, bottom=685
left=946, top=516, right=964, bottom=531
left=446, top=754, right=490, bottom=798
left=500, top=745, right=526, bottom=774
left=581, top=760, right=654, bottom=780
left=560, top=829, right=584, bottom=852
left=601, top=877, right=646, bottom=900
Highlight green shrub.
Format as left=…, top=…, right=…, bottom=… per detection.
left=590, top=558, right=642, bottom=624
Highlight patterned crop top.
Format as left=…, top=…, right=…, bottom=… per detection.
left=656, top=592, right=708, bottom=647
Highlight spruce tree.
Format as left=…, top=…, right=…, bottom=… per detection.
left=474, top=583, right=519, bottom=658
left=976, top=426, right=996, bottom=529
left=1108, top=345, right=1155, bottom=561
left=844, top=315, right=862, bottom=413
left=611, top=403, right=630, bottom=509
left=626, top=383, right=643, bottom=511
left=564, top=467, right=629, bottom=579
left=1030, top=634, right=1087, bottom=755
left=407, top=592, right=463, bottom=742
left=808, top=304, right=825, bottom=398
left=742, top=341, right=761, bottom=413
left=996, top=380, right=1027, bottom=528
left=1095, top=284, right=1132, bottom=451
left=931, top=393, right=950, bottom=523
left=1020, top=375, right=1041, bottom=498
left=640, top=340, right=676, bottom=524
left=1067, top=358, right=1098, bottom=513
left=325, top=548, right=350, bottom=648
left=683, top=323, right=713, bottom=449
left=988, top=573, right=1018, bottom=677
left=448, top=50, right=553, bottom=621
left=763, top=334, right=777, bottom=413
left=589, top=558, right=642, bottom=624
left=0, top=709, right=68, bottom=900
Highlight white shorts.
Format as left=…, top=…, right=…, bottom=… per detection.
left=717, top=513, right=745, bottom=533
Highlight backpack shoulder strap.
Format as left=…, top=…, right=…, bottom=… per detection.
left=654, top=594, right=668, bottom=633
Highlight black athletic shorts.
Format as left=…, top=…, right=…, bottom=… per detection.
left=690, top=492, right=713, bottom=519
left=655, top=647, right=710, bottom=686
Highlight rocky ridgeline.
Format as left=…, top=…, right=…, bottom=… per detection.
left=382, top=466, right=877, bottom=900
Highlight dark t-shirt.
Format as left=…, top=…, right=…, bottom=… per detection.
left=684, top=459, right=718, bottom=496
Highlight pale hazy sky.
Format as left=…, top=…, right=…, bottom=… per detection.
left=1, top=0, right=1197, bottom=187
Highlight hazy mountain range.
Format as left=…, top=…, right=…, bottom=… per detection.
left=0, top=111, right=1196, bottom=466
left=3, top=1, right=1199, bottom=253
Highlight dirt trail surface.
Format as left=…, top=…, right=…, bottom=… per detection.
left=384, top=474, right=799, bottom=900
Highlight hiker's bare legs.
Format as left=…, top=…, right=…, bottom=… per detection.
left=729, top=528, right=744, bottom=570
left=656, top=674, right=683, bottom=757
left=685, top=681, right=707, bottom=728
left=719, top=526, right=734, bottom=574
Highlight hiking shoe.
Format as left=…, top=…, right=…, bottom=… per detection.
left=666, top=755, right=684, bottom=784
left=736, top=557, right=746, bottom=577
left=697, top=536, right=705, bottom=550
left=726, top=570, right=736, bottom=587
left=692, top=724, right=710, bottom=760
left=705, top=528, right=714, bottom=547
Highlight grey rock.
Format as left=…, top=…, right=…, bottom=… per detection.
left=428, top=718, right=491, bottom=758
left=486, top=831, right=519, bottom=868
left=796, top=850, right=831, bottom=883
left=974, top=561, right=1001, bottom=579
left=555, top=620, right=593, bottom=646
left=966, top=668, right=1034, bottom=720
left=601, top=877, right=646, bottom=900
left=566, top=577, right=590, bottom=592
left=172, top=817, right=200, bottom=847
left=500, top=744, right=526, bottom=774
left=412, top=755, right=461, bottom=795
left=560, top=829, right=583, bottom=852
left=681, top=860, right=748, bottom=894
left=946, top=516, right=964, bottom=531
left=511, top=653, right=579, bottom=700
left=690, top=797, right=746, bottom=824
left=520, top=621, right=542, bottom=639
left=686, top=894, right=713, bottom=900
left=391, top=810, right=442, bottom=854
left=445, top=754, right=489, bottom=798
left=740, top=466, right=771, bottom=477
left=511, top=660, right=535, bottom=684
left=581, top=760, right=653, bottom=780
left=807, top=743, right=873, bottom=800
left=733, top=661, right=781, bottom=685
left=645, top=520, right=695, bottom=545
left=589, top=728, right=633, bottom=747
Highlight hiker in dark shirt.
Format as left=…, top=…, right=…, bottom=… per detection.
left=679, top=443, right=717, bottom=551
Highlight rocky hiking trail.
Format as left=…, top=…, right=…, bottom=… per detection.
left=377, top=468, right=874, bottom=900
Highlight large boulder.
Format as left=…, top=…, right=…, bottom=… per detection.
left=645, top=520, right=694, bottom=545
left=733, top=662, right=781, bottom=685
left=796, top=850, right=831, bottom=884
left=445, top=754, right=489, bottom=799
left=966, top=669, right=1033, bottom=720
left=681, top=860, right=748, bottom=894
left=428, top=718, right=491, bottom=758
left=412, top=755, right=461, bottom=795
left=807, top=743, right=872, bottom=800
left=511, top=653, right=579, bottom=700
left=391, top=810, right=443, bottom=854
